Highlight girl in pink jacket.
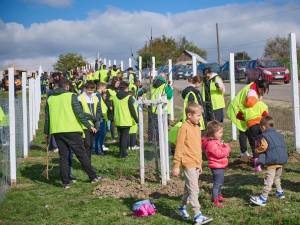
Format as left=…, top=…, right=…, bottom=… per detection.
left=202, top=120, right=231, bottom=208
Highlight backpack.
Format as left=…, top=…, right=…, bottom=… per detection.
left=132, top=200, right=156, bottom=217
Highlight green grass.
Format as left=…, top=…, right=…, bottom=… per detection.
left=1, top=105, right=300, bottom=225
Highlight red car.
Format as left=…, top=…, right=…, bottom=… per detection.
left=245, top=59, right=290, bottom=84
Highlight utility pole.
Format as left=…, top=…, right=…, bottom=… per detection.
left=216, top=23, right=221, bottom=65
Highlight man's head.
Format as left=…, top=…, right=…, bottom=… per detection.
left=85, top=81, right=96, bottom=96
left=260, top=115, right=274, bottom=131
left=191, top=75, right=202, bottom=88
left=185, top=103, right=203, bottom=125
left=58, top=78, right=71, bottom=91
left=52, top=72, right=61, bottom=82
left=113, top=65, right=117, bottom=70
left=203, top=67, right=212, bottom=77
left=119, top=81, right=129, bottom=92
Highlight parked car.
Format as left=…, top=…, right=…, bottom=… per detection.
left=172, top=64, right=187, bottom=80
left=183, top=65, right=193, bottom=79
left=157, top=65, right=169, bottom=75
left=220, top=60, right=250, bottom=81
left=197, top=62, right=221, bottom=76
left=245, top=59, right=290, bottom=84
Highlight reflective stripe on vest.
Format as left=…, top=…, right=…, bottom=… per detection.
left=183, top=91, right=205, bottom=130
left=113, top=95, right=132, bottom=127
left=48, top=92, right=83, bottom=134
left=78, top=94, right=99, bottom=129
left=226, top=83, right=252, bottom=131
left=202, top=76, right=225, bottom=110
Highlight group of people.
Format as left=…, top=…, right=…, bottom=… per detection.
left=43, top=63, right=143, bottom=189
left=171, top=68, right=288, bottom=224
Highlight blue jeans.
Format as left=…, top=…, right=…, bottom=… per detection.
left=211, top=168, right=225, bottom=200
left=95, top=121, right=107, bottom=153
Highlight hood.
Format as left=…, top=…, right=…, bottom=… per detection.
left=209, top=72, right=218, bottom=80
left=116, top=90, right=129, bottom=99
left=48, top=88, right=67, bottom=97
left=153, top=76, right=166, bottom=88
left=181, top=85, right=199, bottom=99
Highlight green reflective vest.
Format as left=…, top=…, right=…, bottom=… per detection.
left=111, top=69, right=119, bottom=77
left=48, top=93, right=83, bottom=134
left=107, top=89, right=117, bottom=101
left=168, top=121, right=182, bottom=145
left=78, top=94, right=99, bottom=129
left=202, top=76, right=225, bottom=110
left=227, top=83, right=252, bottom=131
left=93, top=71, right=100, bottom=81
left=242, top=100, right=268, bottom=123
left=101, top=96, right=108, bottom=121
left=150, top=84, right=166, bottom=114
left=113, top=95, right=132, bottom=127
left=100, top=69, right=108, bottom=83
left=129, top=98, right=138, bottom=134
left=0, top=106, right=8, bottom=127
left=86, top=73, right=94, bottom=81
left=183, top=92, right=205, bottom=130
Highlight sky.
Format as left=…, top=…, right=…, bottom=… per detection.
left=0, top=0, right=300, bottom=71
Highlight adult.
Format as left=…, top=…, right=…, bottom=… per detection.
left=181, top=75, right=206, bottom=130
left=44, top=79, right=101, bottom=188
left=201, top=68, right=226, bottom=123
left=227, top=79, right=269, bottom=166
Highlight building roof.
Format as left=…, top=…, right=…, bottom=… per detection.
left=184, top=50, right=208, bottom=64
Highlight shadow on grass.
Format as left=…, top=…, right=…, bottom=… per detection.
left=19, top=163, right=62, bottom=187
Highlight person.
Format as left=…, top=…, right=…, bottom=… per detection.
left=99, top=64, right=109, bottom=84
left=106, top=77, right=121, bottom=143
left=112, top=81, right=138, bottom=158
left=202, top=120, right=230, bottom=208
left=227, top=79, right=269, bottom=159
left=44, top=78, right=101, bottom=189
left=173, top=103, right=213, bottom=225
left=250, top=116, right=288, bottom=206
left=78, top=81, right=102, bottom=160
left=201, top=68, right=225, bottom=123
left=150, top=72, right=173, bottom=143
left=110, top=65, right=119, bottom=79
left=128, top=89, right=139, bottom=150
left=94, top=82, right=109, bottom=155
left=86, top=69, right=94, bottom=82
left=181, top=75, right=206, bottom=131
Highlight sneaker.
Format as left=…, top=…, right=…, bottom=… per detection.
left=63, top=183, right=71, bottom=189
left=212, top=199, right=224, bottom=208
left=275, top=191, right=285, bottom=199
left=194, top=213, right=213, bottom=225
left=91, top=176, right=103, bottom=184
left=132, top=145, right=140, bottom=150
left=102, top=145, right=109, bottom=151
left=250, top=195, right=267, bottom=206
left=218, top=194, right=225, bottom=202
left=240, top=151, right=251, bottom=160
left=178, top=206, right=190, bottom=220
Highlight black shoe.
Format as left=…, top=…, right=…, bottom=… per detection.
left=91, top=176, right=103, bottom=184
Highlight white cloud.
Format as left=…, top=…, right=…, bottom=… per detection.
left=26, top=0, right=72, bottom=8
left=1, top=2, right=300, bottom=71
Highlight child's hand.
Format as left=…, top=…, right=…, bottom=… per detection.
left=172, top=167, right=180, bottom=177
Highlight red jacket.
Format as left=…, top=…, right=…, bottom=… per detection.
left=202, top=136, right=231, bottom=169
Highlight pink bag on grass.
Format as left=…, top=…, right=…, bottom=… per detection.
left=132, top=200, right=156, bottom=217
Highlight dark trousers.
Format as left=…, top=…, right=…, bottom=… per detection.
left=129, top=133, right=137, bottom=147
left=239, top=131, right=249, bottom=154
left=108, top=121, right=116, bottom=140
left=213, top=108, right=224, bottom=123
left=84, top=130, right=95, bottom=160
left=247, top=124, right=262, bottom=157
left=211, top=168, right=225, bottom=200
left=94, top=121, right=107, bottom=153
left=117, top=127, right=130, bottom=157
left=54, top=132, right=97, bottom=184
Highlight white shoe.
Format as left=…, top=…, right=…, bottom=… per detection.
left=240, top=151, right=251, bottom=160
left=53, top=148, right=59, bottom=153
left=132, top=145, right=140, bottom=150
left=102, top=145, right=109, bottom=151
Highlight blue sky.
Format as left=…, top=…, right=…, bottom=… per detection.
left=1, top=0, right=265, bottom=26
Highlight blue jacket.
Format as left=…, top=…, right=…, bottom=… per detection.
left=258, top=128, right=288, bottom=165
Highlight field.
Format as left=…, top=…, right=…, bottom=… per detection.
left=0, top=102, right=300, bottom=225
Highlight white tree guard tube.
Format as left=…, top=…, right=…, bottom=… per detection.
left=138, top=102, right=145, bottom=184
left=169, top=59, right=174, bottom=121
left=8, top=67, right=16, bottom=185
left=22, top=72, right=28, bottom=158
left=229, top=53, right=237, bottom=140
left=139, top=56, right=142, bottom=81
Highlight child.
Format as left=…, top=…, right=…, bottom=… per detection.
left=78, top=81, right=102, bottom=160
left=202, top=120, right=230, bottom=208
left=173, top=103, right=212, bottom=225
left=94, top=82, right=109, bottom=155
left=112, top=81, right=138, bottom=158
left=250, top=116, right=288, bottom=207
